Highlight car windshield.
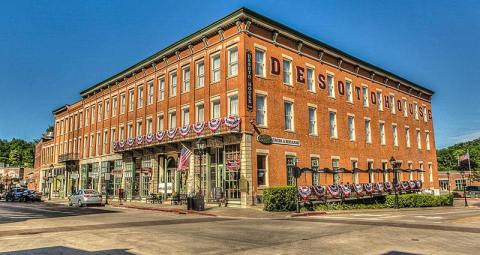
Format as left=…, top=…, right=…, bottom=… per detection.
left=83, top=190, right=99, bottom=194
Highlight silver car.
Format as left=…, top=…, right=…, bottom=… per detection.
left=68, top=189, right=103, bottom=207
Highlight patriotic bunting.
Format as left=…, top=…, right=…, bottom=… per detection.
left=193, top=122, right=205, bottom=134
left=156, top=130, right=166, bottom=142
left=145, top=133, right=154, bottom=143
left=208, top=118, right=222, bottom=132
left=167, top=128, right=177, bottom=139
left=298, top=186, right=311, bottom=200
left=179, top=125, right=190, bottom=136
left=224, top=115, right=240, bottom=129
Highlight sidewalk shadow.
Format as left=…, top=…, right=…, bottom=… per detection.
left=383, top=251, right=420, bottom=255
left=0, top=246, right=133, bottom=255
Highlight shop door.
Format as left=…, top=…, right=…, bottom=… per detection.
left=225, top=144, right=240, bottom=201
left=208, top=148, right=224, bottom=201
left=131, top=159, right=141, bottom=198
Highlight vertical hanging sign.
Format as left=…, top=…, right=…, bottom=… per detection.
left=246, top=49, right=254, bottom=111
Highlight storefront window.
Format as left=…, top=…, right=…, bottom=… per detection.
left=311, top=158, right=319, bottom=186
left=286, top=156, right=296, bottom=186
left=332, top=158, right=340, bottom=184
left=257, top=155, right=267, bottom=186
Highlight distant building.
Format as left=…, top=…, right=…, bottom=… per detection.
left=34, top=132, right=55, bottom=195
left=0, top=166, right=31, bottom=190
left=438, top=171, right=480, bottom=191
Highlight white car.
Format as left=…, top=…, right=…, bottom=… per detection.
left=69, top=189, right=103, bottom=207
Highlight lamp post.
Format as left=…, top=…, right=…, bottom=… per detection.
left=196, top=140, right=207, bottom=195
left=461, top=171, right=468, bottom=207
left=390, top=157, right=401, bottom=209
left=48, top=164, right=54, bottom=201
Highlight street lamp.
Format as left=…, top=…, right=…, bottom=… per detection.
left=389, top=157, right=401, bottom=209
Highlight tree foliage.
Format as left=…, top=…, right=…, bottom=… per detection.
left=0, top=138, right=35, bottom=168
left=437, top=138, right=480, bottom=181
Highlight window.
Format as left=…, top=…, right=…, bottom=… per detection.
left=255, top=49, right=265, bottom=77
left=368, top=161, right=374, bottom=182
left=211, top=53, right=221, bottom=83
left=455, top=179, right=465, bottom=190
left=286, top=156, right=296, bottom=186
left=414, top=103, right=419, bottom=120
left=429, top=163, right=433, bottom=183
left=346, top=80, right=353, bottom=103
left=120, top=93, right=126, bottom=114
left=211, top=98, right=221, bottom=119
left=89, top=134, right=94, bottom=157
left=362, top=86, right=369, bottom=107
left=283, top=59, right=292, bottom=85
left=158, top=77, right=165, bottom=101
left=420, top=163, right=424, bottom=182
left=127, top=124, right=133, bottom=139
left=416, top=129, right=422, bottom=149
left=105, top=100, right=110, bottom=118
left=170, top=72, right=177, bottom=97
left=112, top=96, right=117, bottom=117
left=377, top=91, right=383, bottom=111
left=119, top=126, right=125, bottom=140
left=390, top=95, right=395, bottom=114
left=157, top=114, right=164, bottom=132
left=348, top=115, right=355, bottom=141
left=182, top=66, right=190, bottom=92
left=147, top=80, right=154, bottom=105
left=110, top=129, right=116, bottom=153
left=327, top=74, right=335, bottom=98
left=256, top=94, right=267, bottom=126
left=393, top=125, right=398, bottom=146
left=382, top=162, right=389, bottom=182
left=138, top=86, right=144, bottom=108
left=284, top=101, right=294, bottom=131
left=352, top=160, right=359, bottom=184
left=405, top=127, right=411, bottom=148
left=408, top=162, right=413, bottom=180
left=380, top=122, right=386, bottom=145
left=228, top=94, right=239, bottom=116
left=365, top=119, right=372, bottom=143
left=228, top=47, right=238, bottom=76
left=182, top=107, right=190, bottom=126
left=426, top=131, right=431, bottom=150
left=311, top=158, right=320, bottom=186
left=169, top=111, right=176, bottom=129
left=329, top=111, right=337, bottom=138
left=403, top=99, right=408, bottom=117
left=128, top=90, right=134, bottom=111
left=103, top=130, right=108, bottom=154
left=332, top=158, right=340, bottom=184
left=423, top=107, right=428, bottom=122
left=91, top=105, right=96, bottom=123
left=196, top=103, right=204, bottom=122
left=136, top=121, right=142, bottom=136
left=98, top=103, right=103, bottom=121
left=146, top=118, right=153, bottom=134
left=96, top=133, right=101, bottom=156
left=308, top=107, right=317, bottom=135
left=307, top=68, right=315, bottom=92
left=257, top=154, right=267, bottom=186
left=196, top=61, right=205, bottom=88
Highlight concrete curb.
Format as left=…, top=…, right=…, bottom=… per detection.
left=290, top=211, right=327, bottom=217
left=108, top=204, right=217, bottom=217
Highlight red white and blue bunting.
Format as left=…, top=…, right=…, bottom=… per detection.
left=353, top=184, right=364, bottom=195
left=415, top=180, right=422, bottom=189
left=224, top=115, right=240, bottom=129
left=327, top=185, right=341, bottom=198
left=145, top=133, right=154, bottom=143
left=312, top=186, right=325, bottom=197
left=127, top=137, right=135, bottom=146
left=341, top=185, right=351, bottom=197
left=408, top=180, right=417, bottom=189
left=375, top=182, right=384, bottom=192
left=179, top=125, right=190, bottom=137
left=156, top=130, right=166, bottom=142
left=118, top=140, right=125, bottom=149
left=298, top=186, right=311, bottom=200
left=193, top=122, right=205, bottom=135
left=167, top=128, right=177, bottom=139
left=384, top=182, right=393, bottom=191
left=364, top=183, right=373, bottom=193
left=136, top=135, right=143, bottom=145
left=401, top=181, right=410, bottom=190
left=208, top=118, right=222, bottom=132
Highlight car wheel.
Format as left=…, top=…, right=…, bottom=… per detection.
left=68, top=201, right=73, bottom=206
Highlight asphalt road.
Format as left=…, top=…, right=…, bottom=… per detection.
left=0, top=202, right=479, bottom=255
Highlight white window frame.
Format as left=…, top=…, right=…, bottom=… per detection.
left=137, top=85, right=144, bottom=108
left=182, top=66, right=190, bottom=93
left=365, top=118, right=372, bottom=144
left=405, top=126, right=411, bottom=148
left=308, top=105, right=317, bottom=135
left=158, top=76, right=165, bottom=101
left=147, top=80, right=154, bottom=105
left=379, top=121, right=386, bottom=145
left=327, top=73, right=335, bottom=98
left=392, top=124, right=398, bottom=146
left=256, top=92, right=267, bottom=127
left=227, top=46, right=238, bottom=77
left=307, top=67, right=315, bottom=93
left=169, top=71, right=177, bottom=97
left=255, top=48, right=266, bottom=78
left=348, top=114, right=355, bottom=141
left=196, top=60, right=205, bottom=88
left=284, top=100, right=294, bottom=131
left=362, top=85, right=369, bottom=107
left=181, top=106, right=190, bottom=126
left=346, top=80, right=353, bottom=103
left=211, top=52, right=221, bottom=83
left=210, top=96, right=221, bottom=119
left=329, top=110, right=338, bottom=139
left=195, top=102, right=205, bottom=123
left=227, top=92, right=239, bottom=116
left=283, top=59, right=292, bottom=85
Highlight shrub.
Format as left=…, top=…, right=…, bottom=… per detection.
left=384, top=194, right=453, bottom=208
left=263, top=186, right=297, bottom=211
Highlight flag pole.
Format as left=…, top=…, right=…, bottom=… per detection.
left=467, top=149, right=472, bottom=185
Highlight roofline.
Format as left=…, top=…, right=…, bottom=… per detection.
left=79, top=7, right=433, bottom=97
left=52, top=104, right=69, bottom=114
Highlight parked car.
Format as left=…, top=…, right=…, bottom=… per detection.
left=68, top=189, right=103, bottom=207
left=22, top=190, right=42, bottom=202
left=5, top=188, right=27, bottom=202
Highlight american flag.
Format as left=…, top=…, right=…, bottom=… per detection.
left=459, top=152, right=470, bottom=162
left=177, top=144, right=192, bottom=172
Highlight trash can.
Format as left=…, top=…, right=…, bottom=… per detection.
left=187, top=196, right=194, bottom=210
left=193, top=195, right=205, bottom=211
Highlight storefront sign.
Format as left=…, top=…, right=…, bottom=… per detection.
left=70, top=173, right=79, bottom=179
left=257, top=135, right=300, bottom=146
left=246, top=49, right=254, bottom=112
left=257, top=134, right=273, bottom=145
left=226, top=159, right=240, bottom=171
left=158, top=182, right=173, bottom=194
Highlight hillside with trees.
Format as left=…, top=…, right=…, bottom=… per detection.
left=437, top=138, right=480, bottom=173
left=0, top=138, right=35, bottom=168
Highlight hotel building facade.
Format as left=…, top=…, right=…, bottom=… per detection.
left=37, top=8, right=438, bottom=206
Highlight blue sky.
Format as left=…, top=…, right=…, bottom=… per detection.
left=0, top=0, right=478, bottom=148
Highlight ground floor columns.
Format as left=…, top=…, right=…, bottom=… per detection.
left=240, top=133, right=253, bottom=207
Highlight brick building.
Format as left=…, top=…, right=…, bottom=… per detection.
left=438, top=171, right=480, bottom=192
left=34, top=133, right=55, bottom=195
left=37, top=8, right=438, bottom=207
